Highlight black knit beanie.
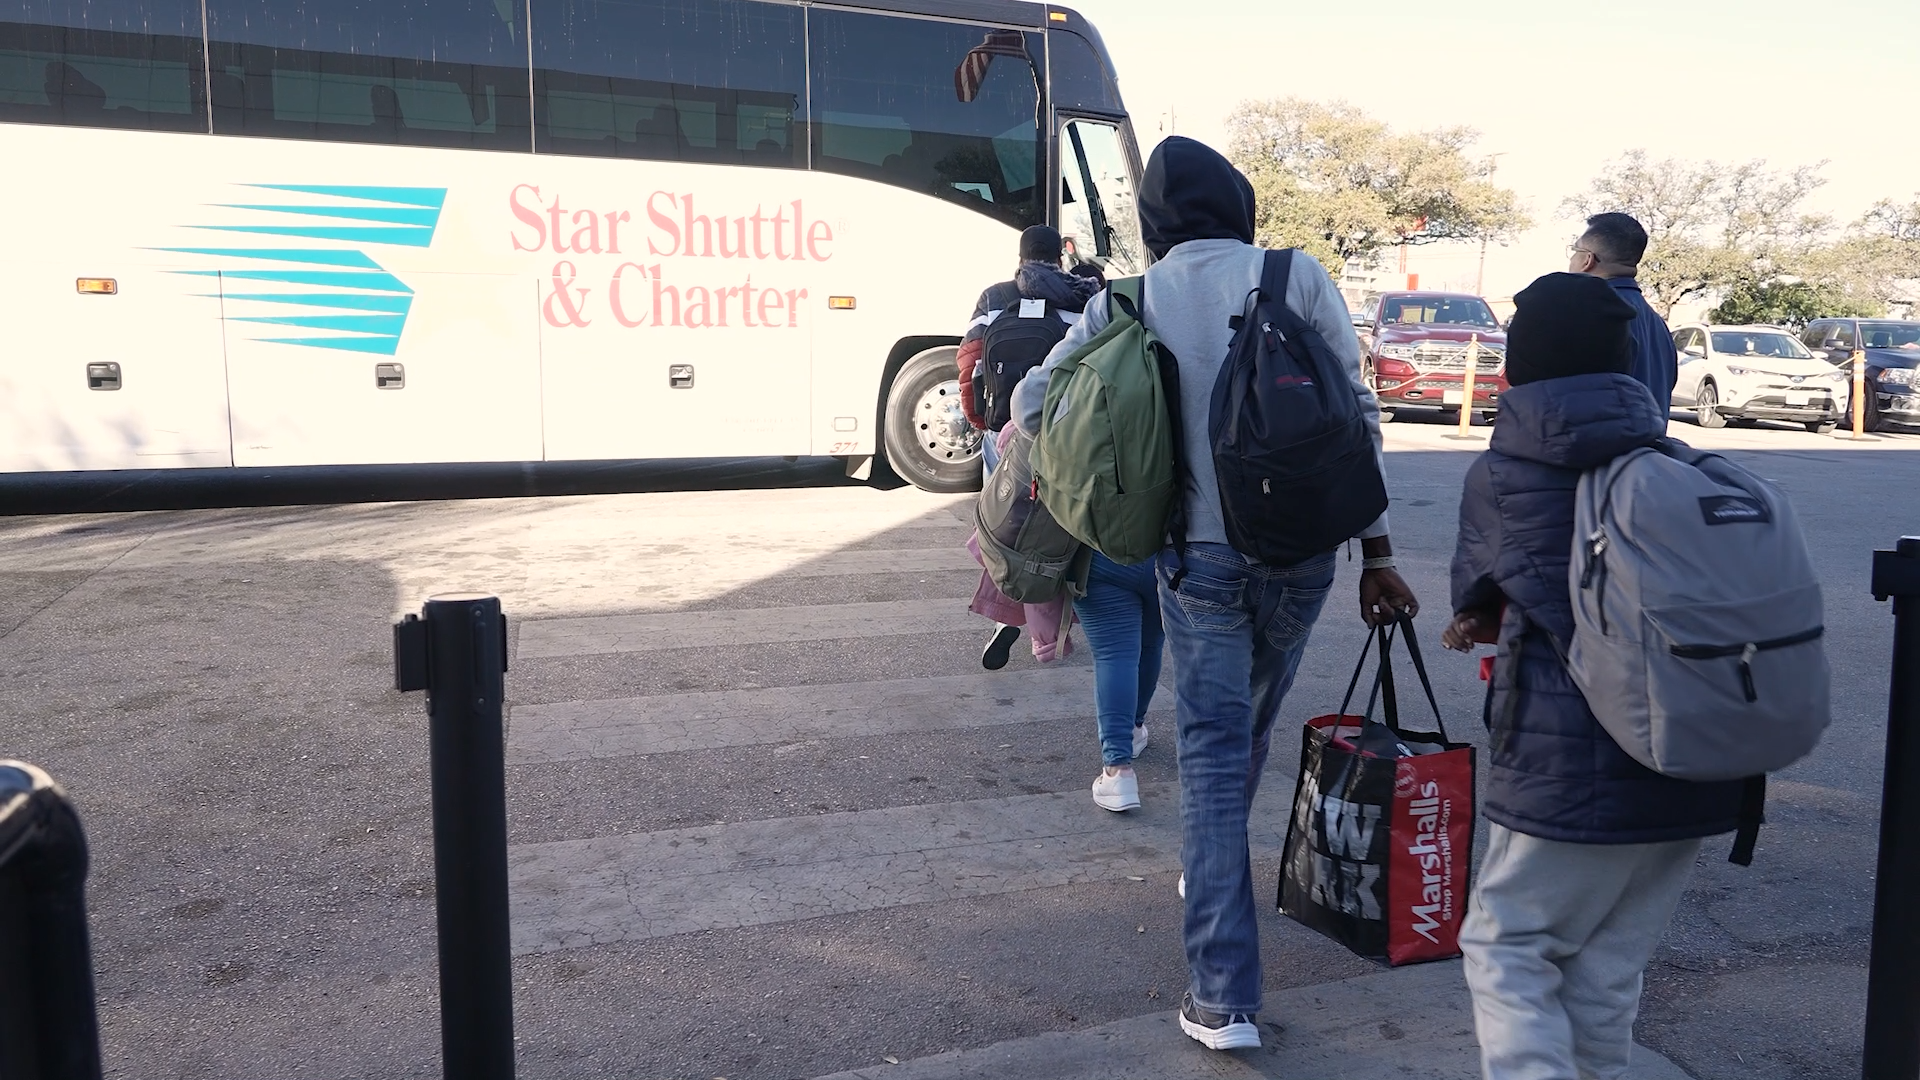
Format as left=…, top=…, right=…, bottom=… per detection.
left=1019, top=225, right=1063, bottom=263
left=1504, top=273, right=1637, bottom=386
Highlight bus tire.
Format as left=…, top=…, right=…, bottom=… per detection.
left=882, top=346, right=983, bottom=493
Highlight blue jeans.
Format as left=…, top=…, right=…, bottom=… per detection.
left=1072, top=552, right=1164, bottom=766
left=1156, top=542, right=1336, bottom=1015
left=980, top=427, right=1001, bottom=475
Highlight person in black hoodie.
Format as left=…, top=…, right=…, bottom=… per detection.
left=956, top=225, right=1100, bottom=468
left=1010, top=136, right=1417, bottom=1053
left=1443, top=273, right=1745, bottom=1079
left=959, top=224, right=1100, bottom=670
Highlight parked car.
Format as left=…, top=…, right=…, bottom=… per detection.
left=1799, top=317, right=1920, bottom=432
left=1669, top=323, right=1851, bottom=432
left=1356, top=291, right=1507, bottom=423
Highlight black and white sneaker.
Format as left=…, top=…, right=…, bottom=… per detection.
left=981, top=623, right=1021, bottom=670
left=1179, top=992, right=1260, bottom=1050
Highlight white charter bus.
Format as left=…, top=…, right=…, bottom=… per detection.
left=1, top=0, right=1143, bottom=494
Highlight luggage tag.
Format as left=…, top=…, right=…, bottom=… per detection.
left=1018, top=298, right=1046, bottom=318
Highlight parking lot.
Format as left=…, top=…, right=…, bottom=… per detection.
left=0, top=416, right=1914, bottom=1079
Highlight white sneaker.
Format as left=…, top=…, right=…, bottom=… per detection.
left=1179, top=993, right=1261, bottom=1050
left=1132, top=723, right=1150, bottom=758
left=1178, top=873, right=1185, bottom=898
left=1091, top=769, right=1140, bottom=812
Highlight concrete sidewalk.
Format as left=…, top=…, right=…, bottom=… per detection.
left=812, top=962, right=1693, bottom=1080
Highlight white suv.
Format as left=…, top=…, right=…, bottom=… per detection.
left=1670, top=324, right=1852, bottom=432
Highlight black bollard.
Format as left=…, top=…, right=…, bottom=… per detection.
left=0, top=761, right=103, bottom=1080
left=394, top=595, right=515, bottom=1080
left=1866, top=537, right=1920, bottom=1080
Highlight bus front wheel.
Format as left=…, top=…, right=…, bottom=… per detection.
left=882, top=346, right=983, bottom=493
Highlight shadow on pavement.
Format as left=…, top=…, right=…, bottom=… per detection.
left=0, top=455, right=898, bottom=517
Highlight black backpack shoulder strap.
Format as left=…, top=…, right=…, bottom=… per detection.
left=1233, top=249, right=1291, bottom=333
left=1261, top=247, right=1294, bottom=311
left=1729, top=774, right=1766, bottom=866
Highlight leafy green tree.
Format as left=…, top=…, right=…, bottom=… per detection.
left=1709, top=279, right=1879, bottom=327
left=1225, top=98, right=1528, bottom=278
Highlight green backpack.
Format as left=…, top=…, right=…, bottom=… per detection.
left=1033, top=277, right=1181, bottom=566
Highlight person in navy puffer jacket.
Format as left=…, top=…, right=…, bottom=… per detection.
left=1442, top=272, right=1745, bottom=1080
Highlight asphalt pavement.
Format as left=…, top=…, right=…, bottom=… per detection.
left=0, top=411, right=1912, bottom=1079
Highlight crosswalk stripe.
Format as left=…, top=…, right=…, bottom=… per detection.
left=802, top=963, right=1697, bottom=1080
left=515, top=599, right=983, bottom=658
left=507, top=667, right=1169, bottom=764
left=778, top=548, right=981, bottom=577
left=507, top=783, right=1291, bottom=955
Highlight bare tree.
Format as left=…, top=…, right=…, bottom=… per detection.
left=1561, top=151, right=1842, bottom=317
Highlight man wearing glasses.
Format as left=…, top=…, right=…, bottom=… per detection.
left=1569, top=212, right=1678, bottom=423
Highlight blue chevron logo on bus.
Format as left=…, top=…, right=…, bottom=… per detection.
left=162, top=185, right=447, bottom=355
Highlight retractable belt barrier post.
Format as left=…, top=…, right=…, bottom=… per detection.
left=1866, top=537, right=1920, bottom=1080
left=0, top=761, right=103, bottom=1080
left=394, top=595, right=516, bottom=1080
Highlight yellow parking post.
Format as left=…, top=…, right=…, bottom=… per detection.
left=1445, top=335, right=1483, bottom=441
left=1852, top=349, right=1868, bottom=438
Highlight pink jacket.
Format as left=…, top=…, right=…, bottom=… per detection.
left=966, top=533, right=1075, bottom=662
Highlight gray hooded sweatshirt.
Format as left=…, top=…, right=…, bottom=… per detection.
left=1009, top=139, right=1388, bottom=549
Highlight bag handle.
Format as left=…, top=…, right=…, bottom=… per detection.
left=1394, top=613, right=1452, bottom=743
left=1337, top=619, right=1380, bottom=717
left=1334, top=614, right=1452, bottom=744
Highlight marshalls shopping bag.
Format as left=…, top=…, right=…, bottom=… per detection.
left=1277, top=615, right=1476, bottom=966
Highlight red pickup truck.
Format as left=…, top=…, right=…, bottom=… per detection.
left=1354, top=291, right=1508, bottom=423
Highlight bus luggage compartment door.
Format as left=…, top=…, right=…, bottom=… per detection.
left=0, top=266, right=232, bottom=473
left=537, top=274, right=813, bottom=461
left=221, top=273, right=542, bottom=467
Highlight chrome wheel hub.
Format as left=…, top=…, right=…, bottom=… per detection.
left=914, top=379, right=982, bottom=461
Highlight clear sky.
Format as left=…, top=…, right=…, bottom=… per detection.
left=1072, top=0, right=1919, bottom=301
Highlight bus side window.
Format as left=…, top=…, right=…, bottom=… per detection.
left=205, top=0, right=530, bottom=150
left=808, top=9, right=1042, bottom=231
left=0, top=0, right=207, bottom=133
left=531, top=0, right=804, bottom=168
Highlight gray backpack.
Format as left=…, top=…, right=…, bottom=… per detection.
left=975, top=427, right=1090, bottom=604
left=1568, top=441, right=1830, bottom=782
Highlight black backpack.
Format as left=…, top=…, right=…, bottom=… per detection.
left=976, top=300, right=1071, bottom=432
left=1206, top=249, right=1388, bottom=565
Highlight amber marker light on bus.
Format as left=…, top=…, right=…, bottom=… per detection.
left=76, top=278, right=118, bottom=295
left=1049, top=11, right=1068, bottom=19
left=829, top=296, right=857, bottom=310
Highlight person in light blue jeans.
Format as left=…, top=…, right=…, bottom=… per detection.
left=1074, top=551, right=1163, bottom=812
left=1007, top=136, right=1418, bottom=1052
left=1156, top=542, right=1337, bottom=1017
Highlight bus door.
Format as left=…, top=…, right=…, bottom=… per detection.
left=0, top=259, right=231, bottom=473
left=220, top=269, right=544, bottom=467
left=1055, top=116, right=1144, bottom=277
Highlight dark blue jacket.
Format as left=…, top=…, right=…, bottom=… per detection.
left=1451, top=373, right=1746, bottom=844
left=1608, top=277, right=1678, bottom=414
